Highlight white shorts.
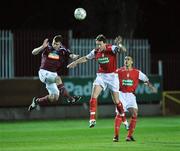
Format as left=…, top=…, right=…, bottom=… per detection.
left=116, top=91, right=138, bottom=113
left=93, top=73, right=119, bottom=92
left=38, top=69, right=59, bottom=95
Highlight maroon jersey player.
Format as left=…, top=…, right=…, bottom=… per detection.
left=28, top=35, right=81, bottom=111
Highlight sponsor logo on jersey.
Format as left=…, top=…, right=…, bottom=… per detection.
left=48, top=52, right=60, bottom=60
left=122, top=79, right=133, bottom=86
left=98, top=57, right=109, bottom=64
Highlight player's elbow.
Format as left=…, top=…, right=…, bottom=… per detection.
left=81, top=56, right=88, bottom=63
left=32, top=49, right=38, bottom=55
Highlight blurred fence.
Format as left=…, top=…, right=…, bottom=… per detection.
left=0, top=30, right=14, bottom=78
left=69, top=37, right=150, bottom=77
left=0, top=30, right=150, bottom=78
left=13, top=30, right=68, bottom=77
left=0, top=30, right=179, bottom=90
left=151, top=53, right=180, bottom=90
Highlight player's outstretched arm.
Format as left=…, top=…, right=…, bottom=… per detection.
left=114, top=35, right=127, bottom=53
left=69, top=54, right=79, bottom=60
left=144, top=81, right=158, bottom=93
left=32, top=38, right=49, bottom=55
left=67, top=56, right=88, bottom=68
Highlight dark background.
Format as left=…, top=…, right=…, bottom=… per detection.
left=0, top=0, right=179, bottom=53
left=0, top=0, right=179, bottom=90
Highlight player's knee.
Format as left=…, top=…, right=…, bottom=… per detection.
left=54, top=95, right=59, bottom=101
left=116, top=114, right=121, bottom=119
left=132, top=111, right=138, bottom=118
left=48, top=94, right=59, bottom=102
left=55, top=76, right=62, bottom=85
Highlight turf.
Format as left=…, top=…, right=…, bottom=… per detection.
left=0, top=116, right=180, bottom=151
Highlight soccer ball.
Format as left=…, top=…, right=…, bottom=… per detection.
left=74, top=8, right=87, bottom=20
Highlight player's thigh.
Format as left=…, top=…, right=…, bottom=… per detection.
left=126, top=93, right=138, bottom=116
left=111, top=91, right=120, bottom=104
left=128, top=107, right=138, bottom=117
left=39, top=69, right=57, bottom=84
left=55, top=76, right=62, bottom=85
left=115, top=92, right=127, bottom=113
left=106, top=73, right=119, bottom=92
left=93, top=74, right=107, bottom=91
left=46, top=83, right=59, bottom=96
left=119, top=92, right=128, bottom=111
left=91, top=85, right=103, bottom=98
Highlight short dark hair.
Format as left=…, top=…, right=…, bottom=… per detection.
left=124, top=55, right=134, bottom=65
left=53, top=35, right=63, bottom=43
left=125, top=55, right=133, bottom=60
left=95, top=34, right=106, bottom=43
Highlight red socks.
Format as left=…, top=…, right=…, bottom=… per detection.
left=122, top=115, right=127, bottom=123
left=114, top=114, right=123, bottom=137
left=89, top=98, right=97, bottom=121
left=116, top=102, right=125, bottom=116
left=127, top=116, right=137, bottom=137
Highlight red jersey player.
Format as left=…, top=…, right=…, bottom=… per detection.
left=28, top=35, right=81, bottom=111
left=113, top=56, right=157, bottom=142
left=67, top=34, right=127, bottom=128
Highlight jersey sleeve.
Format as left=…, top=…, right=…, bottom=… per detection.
left=43, top=47, right=49, bottom=55
left=111, top=45, right=119, bottom=54
left=60, top=46, right=72, bottom=57
left=66, top=49, right=72, bottom=58
left=139, top=71, right=149, bottom=82
left=86, top=49, right=95, bottom=59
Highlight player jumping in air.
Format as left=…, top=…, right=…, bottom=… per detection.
left=67, top=34, right=127, bottom=128
left=28, top=35, right=81, bottom=111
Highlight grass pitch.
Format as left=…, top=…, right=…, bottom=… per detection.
left=0, top=116, right=180, bottom=151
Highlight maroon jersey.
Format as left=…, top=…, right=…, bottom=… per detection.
left=95, top=44, right=117, bottom=73
left=40, top=45, right=71, bottom=72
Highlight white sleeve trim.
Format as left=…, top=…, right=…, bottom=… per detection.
left=111, top=45, right=117, bottom=54
left=86, top=49, right=95, bottom=59
left=139, top=71, right=149, bottom=82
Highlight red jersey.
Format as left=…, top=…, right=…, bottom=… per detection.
left=40, top=45, right=71, bottom=72
left=87, top=44, right=117, bottom=73
left=116, top=67, right=148, bottom=93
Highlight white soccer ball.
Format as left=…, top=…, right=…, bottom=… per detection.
left=74, top=8, right=87, bottom=20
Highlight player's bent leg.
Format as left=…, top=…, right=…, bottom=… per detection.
left=116, top=102, right=125, bottom=116
left=55, top=76, right=63, bottom=85
left=28, top=94, right=59, bottom=112
left=126, top=108, right=138, bottom=141
left=122, top=115, right=129, bottom=130
left=113, top=114, right=123, bottom=142
left=89, top=98, right=97, bottom=128
left=28, top=97, right=40, bottom=112
left=48, top=94, right=59, bottom=102
left=112, top=92, right=125, bottom=116
left=89, top=85, right=102, bottom=128
left=57, top=83, right=81, bottom=103
left=115, top=108, right=129, bottom=131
